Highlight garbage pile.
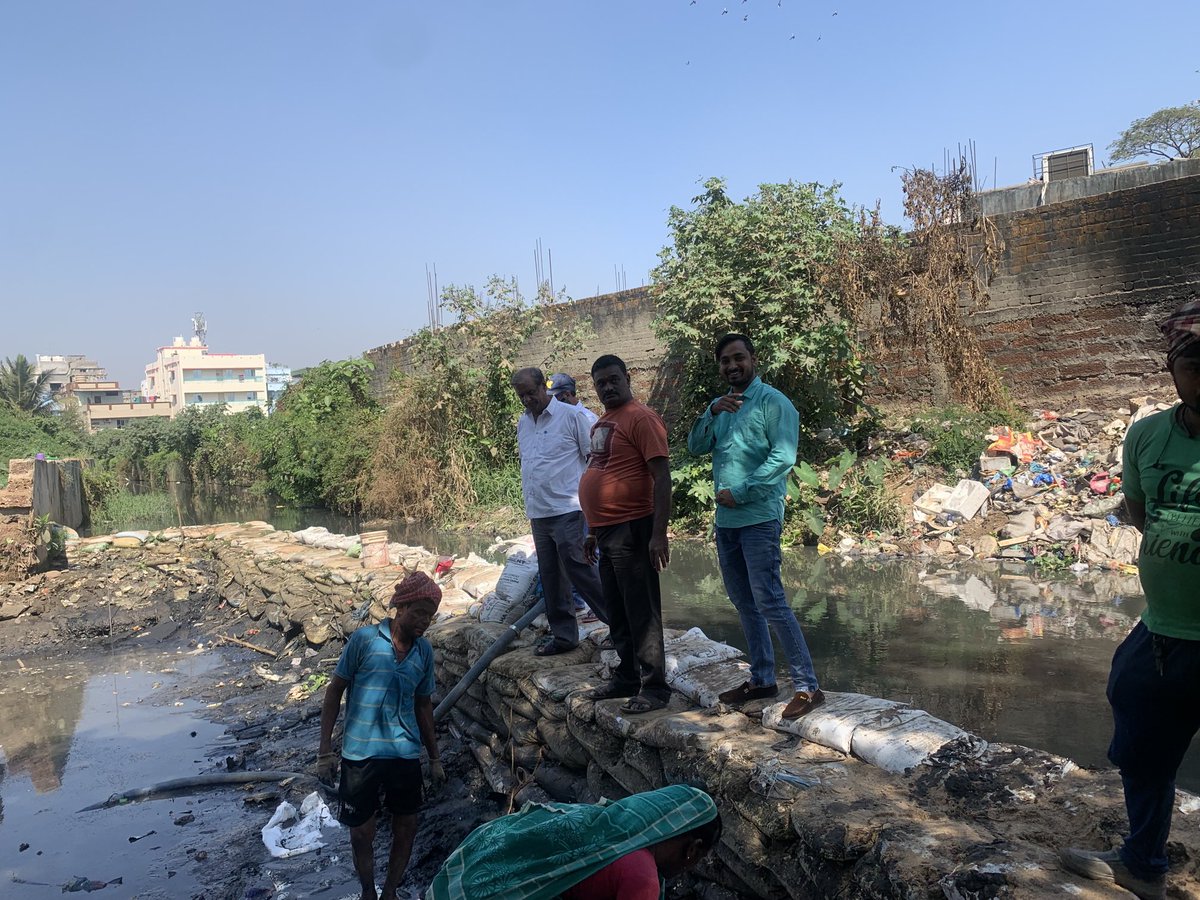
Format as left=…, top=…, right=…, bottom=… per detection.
left=901, top=396, right=1172, bottom=567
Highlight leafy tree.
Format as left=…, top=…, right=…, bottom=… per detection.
left=651, top=177, right=867, bottom=436
left=1109, top=103, right=1200, bottom=162
left=256, top=358, right=378, bottom=510
left=0, top=355, right=53, bottom=414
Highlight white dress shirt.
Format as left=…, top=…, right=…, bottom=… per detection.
left=516, top=396, right=594, bottom=519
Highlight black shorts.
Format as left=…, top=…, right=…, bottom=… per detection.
left=336, top=757, right=423, bottom=827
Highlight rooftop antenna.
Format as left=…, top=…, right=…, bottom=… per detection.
left=192, top=311, right=207, bottom=345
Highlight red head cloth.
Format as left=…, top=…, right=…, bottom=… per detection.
left=1163, top=299, right=1200, bottom=367
left=390, top=571, right=442, bottom=609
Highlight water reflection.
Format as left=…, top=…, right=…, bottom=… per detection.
left=661, top=543, right=1173, bottom=786
left=94, top=487, right=1186, bottom=789
left=0, top=649, right=226, bottom=895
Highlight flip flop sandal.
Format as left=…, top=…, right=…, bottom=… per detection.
left=620, top=695, right=668, bottom=714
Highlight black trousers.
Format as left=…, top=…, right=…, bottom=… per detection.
left=594, top=514, right=668, bottom=700
left=1107, top=621, right=1200, bottom=878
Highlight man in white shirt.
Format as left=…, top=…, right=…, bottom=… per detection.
left=548, top=373, right=602, bottom=621
left=511, top=367, right=608, bottom=655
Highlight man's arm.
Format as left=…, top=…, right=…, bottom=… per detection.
left=728, top=395, right=799, bottom=506
left=1126, top=498, right=1147, bottom=531
left=687, top=405, right=717, bottom=456
left=647, top=456, right=672, bottom=571
left=572, top=406, right=594, bottom=464
left=319, top=674, right=349, bottom=755
left=415, top=696, right=438, bottom=758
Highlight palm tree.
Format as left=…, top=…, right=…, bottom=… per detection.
left=0, top=355, right=54, bottom=414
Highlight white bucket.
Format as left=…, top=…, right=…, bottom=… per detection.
left=359, top=531, right=390, bottom=569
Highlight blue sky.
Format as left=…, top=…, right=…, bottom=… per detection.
left=2, top=1, right=1197, bottom=389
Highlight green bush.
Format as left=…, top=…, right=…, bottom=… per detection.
left=908, top=405, right=1023, bottom=474
left=828, top=459, right=903, bottom=533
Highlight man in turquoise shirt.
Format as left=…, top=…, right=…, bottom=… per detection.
left=688, top=333, right=823, bottom=719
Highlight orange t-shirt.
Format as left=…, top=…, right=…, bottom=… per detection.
left=578, top=400, right=669, bottom=527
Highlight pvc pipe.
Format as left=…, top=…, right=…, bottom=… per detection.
left=433, top=599, right=545, bottom=723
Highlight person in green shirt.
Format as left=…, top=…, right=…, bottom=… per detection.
left=1062, top=300, right=1200, bottom=900
left=687, top=333, right=823, bottom=719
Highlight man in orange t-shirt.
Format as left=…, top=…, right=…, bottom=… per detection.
left=578, top=354, right=673, bottom=714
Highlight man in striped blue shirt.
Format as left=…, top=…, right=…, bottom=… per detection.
left=319, top=572, right=446, bottom=900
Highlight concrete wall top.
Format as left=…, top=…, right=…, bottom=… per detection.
left=978, top=158, right=1200, bottom=217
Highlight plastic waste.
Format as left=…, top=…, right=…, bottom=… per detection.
left=261, top=791, right=341, bottom=859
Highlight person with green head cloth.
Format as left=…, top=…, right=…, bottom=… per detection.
left=426, top=784, right=721, bottom=900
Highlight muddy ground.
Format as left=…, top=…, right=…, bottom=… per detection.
left=0, top=551, right=736, bottom=900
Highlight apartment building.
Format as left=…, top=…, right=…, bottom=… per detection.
left=35, top=353, right=174, bottom=431
left=34, top=354, right=109, bottom=396
left=143, top=337, right=268, bottom=415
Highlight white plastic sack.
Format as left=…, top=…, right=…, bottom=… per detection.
left=261, top=791, right=341, bottom=859
left=763, top=692, right=900, bottom=753
left=849, top=708, right=975, bottom=774
left=663, top=627, right=743, bottom=678
left=494, top=551, right=539, bottom=603
left=669, top=659, right=753, bottom=708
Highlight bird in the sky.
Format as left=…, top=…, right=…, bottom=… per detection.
left=743, top=14, right=749, bottom=20
left=721, top=7, right=728, bottom=13
left=832, top=10, right=838, bottom=14
left=789, top=33, right=795, bottom=39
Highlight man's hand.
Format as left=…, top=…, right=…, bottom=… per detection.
left=584, top=533, right=599, bottom=566
left=649, top=533, right=670, bottom=572
left=316, top=751, right=339, bottom=785
left=710, top=393, right=744, bottom=416
left=428, top=759, right=446, bottom=786
left=716, top=488, right=737, bottom=508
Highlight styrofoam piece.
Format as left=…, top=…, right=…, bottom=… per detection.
left=913, top=483, right=954, bottom=517
left=942, top=479, right=990, bottom=521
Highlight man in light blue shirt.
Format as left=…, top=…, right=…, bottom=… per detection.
left=512, top=367, right=608, bottom=654
left=687, top=333, right=823, bottom=719
left=318, top=572, right=446, bottom=900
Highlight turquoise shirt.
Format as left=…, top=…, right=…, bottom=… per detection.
left=334, top=621, right=434, bottom=760
left=687, top=376, right=799, bottom=529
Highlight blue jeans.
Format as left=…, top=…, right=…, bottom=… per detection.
left=1107, top=621, right=1200, bottom=879
left=716, top=520, right=819, bottom=692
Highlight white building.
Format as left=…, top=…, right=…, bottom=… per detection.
left=143, top=337, right=268, bottom=416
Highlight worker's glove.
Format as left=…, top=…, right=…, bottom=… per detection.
left=428, top=759, right=446, bottom=787
left=316, top=751, right=339, bottom=785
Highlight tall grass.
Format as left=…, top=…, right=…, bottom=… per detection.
left=93, top=491, right=179, bottom=532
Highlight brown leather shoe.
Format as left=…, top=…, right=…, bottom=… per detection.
left=718, top=681, right=780, bottom=706
left=781, top=689, right=826, bottom=719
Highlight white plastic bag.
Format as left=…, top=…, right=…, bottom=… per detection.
left=261, top=791, right=341, bottom=859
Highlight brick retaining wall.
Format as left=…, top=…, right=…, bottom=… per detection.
left=365, top=170, right=1200, bottom=416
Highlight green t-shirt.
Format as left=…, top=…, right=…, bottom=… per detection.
left=1123, top=405, right=1200, bottom=639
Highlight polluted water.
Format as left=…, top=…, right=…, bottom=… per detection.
left=0, top=646, right=230, bottom=898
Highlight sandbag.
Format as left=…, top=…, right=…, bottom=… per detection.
left=663, top=627, right=744, bottom=677
left=762, top=692, right=900, bottom=754
left=494, top=550, right=539, bottom=603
